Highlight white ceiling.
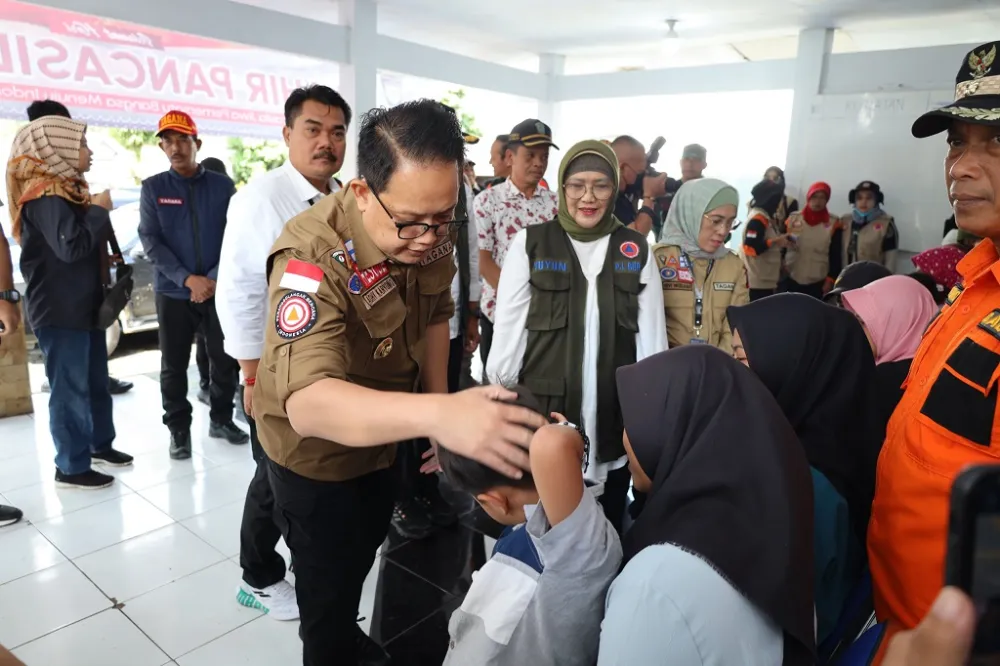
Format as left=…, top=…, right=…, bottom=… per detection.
left=229, top=0, right=1000, bottom=74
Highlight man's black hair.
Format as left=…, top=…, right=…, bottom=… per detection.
left=284, top=85, right=353, bottom=129
left=437, top=384, right=546, bottom=496
left=27, top=100, right=70, bottom=121
left=907, top=271, right=947, bottom=305
left=357, top=99, right=465, bottom=195
left=201, top=157, right=228, bottom=176
left=611, top=135, right=644, bottom=151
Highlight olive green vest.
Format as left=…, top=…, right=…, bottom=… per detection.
left=521, top=220, right=647, bottom=462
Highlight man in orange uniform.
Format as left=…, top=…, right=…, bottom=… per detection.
left=869, top=40, right=1000, bottom=659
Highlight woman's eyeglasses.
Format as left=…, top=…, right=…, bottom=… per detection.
left=370, top=188, right=468, bottom=240
left=564, top=181, right=615, bottom=202
left=703, top=214, right=737, bottom=232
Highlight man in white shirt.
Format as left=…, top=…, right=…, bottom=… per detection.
left=216, top=85, right=352, bottom=621
left=475, top=119, right=560, bottom=374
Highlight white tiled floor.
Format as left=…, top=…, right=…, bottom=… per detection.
left=0, top=375, right=335, bottom=665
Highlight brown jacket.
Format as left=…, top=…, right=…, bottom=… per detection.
left=253, top=188, right=456, bottom=482
left=785, top=212, right=842, bottom=285
left=653, top=244, right=749, bottom=350
left=741, top=209, right=782, bottom=290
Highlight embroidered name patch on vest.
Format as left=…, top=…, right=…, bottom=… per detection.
left=614, top=260, right=641, bottom=273
left=420, top=240, right=453, bottom=267
left=533, top=259, right=567, bottom=272
left=158, top=197, right=183, bottom=205
left=713, top=282, right=736, bottom=291
left=978, top=309, right=1000, bottom=341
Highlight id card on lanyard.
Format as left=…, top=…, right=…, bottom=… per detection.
left=685, top=252, right=714, bottom=345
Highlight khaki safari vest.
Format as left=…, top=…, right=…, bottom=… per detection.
left=840, top=213, right=894, bottom=267
left=785, top=212, right=839, bottom=286
left=742, top=209, right=782, bottom=290
left=254, top=189, right=457, bottom=482
left=653, top=244, right=749, bottom=351
left=520, top=221, right=647, bottom=462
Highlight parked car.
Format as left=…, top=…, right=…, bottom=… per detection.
left=10, top=199, right=157, bottom=356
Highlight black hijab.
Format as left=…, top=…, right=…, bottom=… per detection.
left=727, top=293, right=879, bottom=540
left=752, top=178, right=785, bottom=217
left=616, top=346, right=815, bottom=666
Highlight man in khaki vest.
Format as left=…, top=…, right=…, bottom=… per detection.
left=840, top=180, right=900, bottom=270
left=253, top=100, right=547, bottom=666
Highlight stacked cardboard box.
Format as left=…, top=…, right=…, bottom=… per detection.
left=0, top=310, right=33, bottom=417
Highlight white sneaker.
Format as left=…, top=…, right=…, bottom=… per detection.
left=236, top=580, right=299, bottom=621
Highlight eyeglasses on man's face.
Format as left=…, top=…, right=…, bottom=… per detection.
left=370, top=188, right=468, bottom=240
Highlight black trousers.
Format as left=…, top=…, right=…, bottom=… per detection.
left=784, top=278, right=825, bottom=300
left=195, top=331, right=210, bottom=390
left=599, top=464, right=632, bottom=535
left=238, top=385, right=286, bottom=590
left=268, top=461, right=395, bottom=666
left=749, top=288, right=776, bottom=302
left=479, top=315, right=494, bottom=382
left=155, top=294, right=238, bottom=432
left=448, top=336, right=464, bottom=395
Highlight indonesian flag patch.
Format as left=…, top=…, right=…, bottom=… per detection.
left=279, top=259, right=324, bottom=293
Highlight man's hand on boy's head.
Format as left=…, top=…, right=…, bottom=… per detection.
left=429, top=385, right=548, bottom=480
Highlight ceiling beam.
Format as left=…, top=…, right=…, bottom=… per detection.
left=549, top=59, right=798, bottom=101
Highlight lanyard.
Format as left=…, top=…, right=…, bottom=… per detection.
left=684, top=253, right=715, bottom=333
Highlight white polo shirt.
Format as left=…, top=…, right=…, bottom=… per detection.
left=216, top=160, right=339, bottom=361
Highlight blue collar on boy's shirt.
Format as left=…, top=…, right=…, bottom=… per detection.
left=493, top=504, right=543, bottom=573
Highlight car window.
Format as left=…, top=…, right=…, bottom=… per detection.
left=110, top=202, right=141, bottom=251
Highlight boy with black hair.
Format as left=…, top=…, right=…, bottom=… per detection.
left=438, top=385, right=622, bottom=666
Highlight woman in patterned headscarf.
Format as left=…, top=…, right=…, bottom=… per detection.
left=7, top=116, right=132, bottom=491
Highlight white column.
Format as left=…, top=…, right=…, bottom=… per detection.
left=537, top=53, right=566, bottom=129
left=338, top=0, right=378, bottom=180
left=783, top=28, right=834, bottom=192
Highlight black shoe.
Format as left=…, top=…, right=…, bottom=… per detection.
left=415, top=490, right=458, bottom=527
left=391, top=499, right=434, bottom=540
left=0, top=505, right=23, bottom=528
left=108, top=377, right=134, bottom=395
left=196, top=388, right=210, bottom=407
left=209, top=421, right=249, bottom=445
left=55, top=469, right=114, bottom=490
left=91, top=448, right=134, bottom=467
left=169, top=431, right=192, bottom=460
left=357, top=632, right=391, bottom=666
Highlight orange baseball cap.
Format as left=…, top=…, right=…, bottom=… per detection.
left=157, top=110, right=197, bottom=137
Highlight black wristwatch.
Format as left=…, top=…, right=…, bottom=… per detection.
left=0, top=289, right=20, bottom=304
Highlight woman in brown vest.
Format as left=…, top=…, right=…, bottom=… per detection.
left=764, top=166, right=799, bottom=228
left=653, top=178, right=749, bottom=350
left=782, top=182, right=844, bottom=299
left=841, top=181, right=900, bottom=270
left=742, top=179, right=794, bottom=301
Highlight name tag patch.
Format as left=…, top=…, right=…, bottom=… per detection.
left=947, top=284, right=964, bottom=305
left=533, top=259, right=567, bottom=272
left=978, top=309, right=1000, bottom=341
left=158, top=197, right=183, bottom=205
left=362, top=277, right=397, bottom=310
left=275, top=292, right=317, bottom=339
left=420, top=240, right=453, bottom=267
left=713, top=282, right=736, bottom=291
left=357, top=262, right=389, bottom=290
left=615, top=260, right=641, bottom=273
left=677, top=269, right=694, bottom=283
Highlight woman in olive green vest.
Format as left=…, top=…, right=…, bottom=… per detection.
left=653, top=178, right=749, bottom=350
left=486, top=139, right=667, bottom=533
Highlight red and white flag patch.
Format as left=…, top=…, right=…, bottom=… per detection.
left=279, top=259, right=323, bottom=293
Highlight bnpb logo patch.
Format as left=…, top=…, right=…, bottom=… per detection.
left=619, top=241, right=640, bottom=259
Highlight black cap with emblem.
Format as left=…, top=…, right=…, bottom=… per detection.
left=849, top=180, right=884, bottom=205
left=507, top=118, right=558, bottom=150
left=912, top=41, right=1000, bottom=138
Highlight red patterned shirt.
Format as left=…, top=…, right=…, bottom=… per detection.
left=475, top=179, right=560, bottom=321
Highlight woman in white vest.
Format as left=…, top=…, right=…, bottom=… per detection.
left=782, top=181, right=845, bottom=299
left=840, top=180, right=900, bottom=270
left=741, top=179, right=794, bottom=301
left=653, top=178, right=749, bottom=350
